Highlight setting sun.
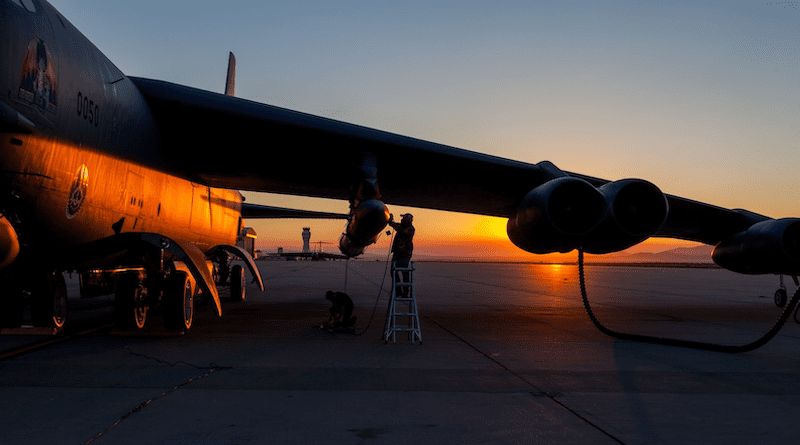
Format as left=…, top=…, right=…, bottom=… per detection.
left=470, top=217, right=510, bottom=240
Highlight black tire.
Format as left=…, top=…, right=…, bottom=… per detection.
left=230, top=264, right=245, bottom=302
left=775, top=288, right=788, bottom=308
left=115, top=273, right=147, bottom=330
left=31, top=272, right=67, bottom=329
left=164, top=272, right=193, bottom=331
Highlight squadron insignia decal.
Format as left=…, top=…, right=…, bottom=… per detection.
left=66, top=165, right=89, bottom=219
left=18, top=38, right=58, bottom=116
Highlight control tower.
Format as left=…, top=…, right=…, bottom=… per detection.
left=302, top=227, right=311, bottom=254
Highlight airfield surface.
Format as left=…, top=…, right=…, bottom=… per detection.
left=1, top=260, right=799, bottom=444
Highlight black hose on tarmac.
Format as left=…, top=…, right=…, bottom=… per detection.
left=578, top=247, right=800, bottom=353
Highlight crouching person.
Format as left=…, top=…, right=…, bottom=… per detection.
left=325, top=290, right=357, bottom=331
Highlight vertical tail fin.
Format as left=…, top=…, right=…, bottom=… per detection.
left=224, top=52, right=236, bottom=97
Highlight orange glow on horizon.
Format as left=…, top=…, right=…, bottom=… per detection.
left=468, top=216, right=510, bottom=240
left=242, top=193, right=705, bottom=260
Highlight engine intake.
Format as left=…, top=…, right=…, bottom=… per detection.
left=507, top=177, right=608, bottom=253
left=581, top=179, right=669, bottom=254
left=338, top=199, right=390, bottom=257
left=507, top=177, right=669, bottom=255
left=712, top=218, right=800, bottom=275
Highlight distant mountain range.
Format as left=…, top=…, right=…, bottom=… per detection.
left=279, top=244, right=718, bottom=264
left=410, top=245, right=718, bottom=264
left=600, top=245, right=715, bottom=264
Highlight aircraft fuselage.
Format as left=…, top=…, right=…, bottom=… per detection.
left=0, top=0, right=247, bottom=331
left=0, top=0, right=242, bottom=260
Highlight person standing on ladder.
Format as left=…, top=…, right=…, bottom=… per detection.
left=388, top=213, right=415, bottom=296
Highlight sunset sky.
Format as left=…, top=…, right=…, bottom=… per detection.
left=51, top=0, right=799, bottom=260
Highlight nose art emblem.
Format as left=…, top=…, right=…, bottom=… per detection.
left=66, top=164, right=89, bottom=219
left=18, top=38, right=58, bottom=116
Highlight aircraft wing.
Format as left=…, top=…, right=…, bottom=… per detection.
left=129, top=77, right=775, bottom=250
left=657, top=197, right=768, bottom=245
left=132, top=77, right=558, bottom=217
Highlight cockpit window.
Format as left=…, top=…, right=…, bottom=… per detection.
left=8, top=0, right=36, bottom=13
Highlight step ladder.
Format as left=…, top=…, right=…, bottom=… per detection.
left=384, top=261, right=422, bottom=344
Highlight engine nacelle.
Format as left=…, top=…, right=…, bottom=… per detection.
left=338, top=199, right=390, bottom=257
left=581, top=179, right=669, bottom=254
left=507, top=177, right=608, bottom=253
left=0, top=216, right=19, bottom=270
left=712, top=218, right=800, bottom=275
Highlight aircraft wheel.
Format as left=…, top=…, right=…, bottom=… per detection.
left=164, top=272, right=193, bottom=331
left=230, top=264, right=245, bottom=302
left=31, top=272, right=67, bottom=329
left=115, top=273, right=147, bottom=329
left=775, top=288, right=788, bottom=308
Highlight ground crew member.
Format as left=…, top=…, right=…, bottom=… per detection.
left=388, top=213, right=415, bottom=296
left=325, top=290, right=356, bottom=330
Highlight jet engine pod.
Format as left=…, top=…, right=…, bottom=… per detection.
left=338, top=199, right=390, bottom=257
left=712, top=218, right=800, bottom=275
left=507, top=177, right=608, bottom=254
left=581, top=179, right=669, bottom=254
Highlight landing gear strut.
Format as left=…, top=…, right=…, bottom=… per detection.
left=211, top=249, right=246, bottom=302
left=773, top=274, right=798, bottom=308
left=770, top=275, right=800, bottom=326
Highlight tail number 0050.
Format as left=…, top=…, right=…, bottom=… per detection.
left=77, top=92, right=99, bottom=127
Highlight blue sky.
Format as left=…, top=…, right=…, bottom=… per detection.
left=48, top=0, right=799, bottom=257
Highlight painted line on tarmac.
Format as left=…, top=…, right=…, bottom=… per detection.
left=0, top=323, right=114, bottom=361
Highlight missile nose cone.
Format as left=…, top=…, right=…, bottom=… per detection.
left=339, top=199, right=390, bottom=257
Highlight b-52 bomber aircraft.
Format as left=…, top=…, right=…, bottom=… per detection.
left=1, top=1, right=799, bottom=344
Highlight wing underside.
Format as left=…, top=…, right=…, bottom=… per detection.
left=241, top=203, right=348, bottom=220
left=129, top=77, right=766, bottom=247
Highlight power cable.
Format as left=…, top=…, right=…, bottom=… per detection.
left=321, top=231, right=395, bottom=336
left=578, top=247, right=800, bottom=353
left=351, top=231, right=395, bottom=336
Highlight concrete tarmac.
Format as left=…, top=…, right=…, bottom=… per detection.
left=1, top=260, right=799, bottom=444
